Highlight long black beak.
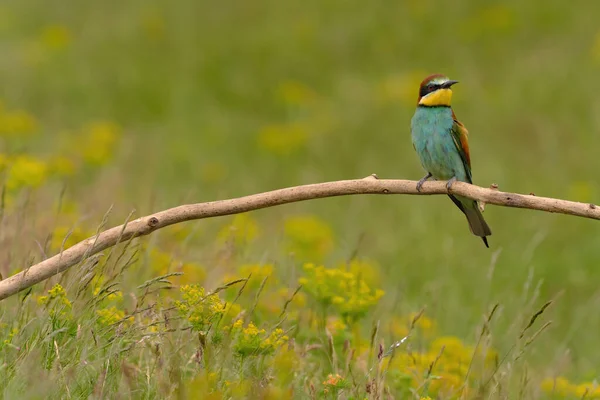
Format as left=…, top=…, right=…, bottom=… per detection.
left=442, top=80, right=459, bottom=89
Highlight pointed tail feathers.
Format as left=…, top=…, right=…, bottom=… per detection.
left=448, top=195, right=492, bottom=248
left=463, top=205, right=492, bottom=247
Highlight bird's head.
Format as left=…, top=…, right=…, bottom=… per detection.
left=417, top=74, right=459, bottom=107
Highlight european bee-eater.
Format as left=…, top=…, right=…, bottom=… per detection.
left=411, top=74, right=492, bottom=247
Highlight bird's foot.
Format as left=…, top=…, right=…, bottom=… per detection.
left=446, top=176, right=457, bottom=191
left=416, top=172, right=433, bottom=192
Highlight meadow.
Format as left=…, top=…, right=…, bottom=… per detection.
left=1, top=0, right=600, bottom=398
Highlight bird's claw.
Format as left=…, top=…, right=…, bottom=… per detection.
left=416, top=172, right=432, bottom=192
left=446, top=177, right=457, bottom=191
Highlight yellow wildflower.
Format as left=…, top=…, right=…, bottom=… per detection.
left=96, top=306, right=132, bottom=326
left=0, top=327, right=19, bottom=349
left=342, top=258, right=381, bottom=287
left=299, top=263, right=384, bottom=322
left=37, top=284, right=72, bottom=320
left=48, top=284, right=67, bottom=298
left=174, top=285, right=225, bottom=332
left=4, top=155, right=48, bottom=190
left=231, top=320, right=288, bottom=357
left=541, top=376, right=571, bottom=396
left=540, top=376, right=597, bottom=397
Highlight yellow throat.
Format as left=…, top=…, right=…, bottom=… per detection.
left=418, top=88, right=453, bottom=106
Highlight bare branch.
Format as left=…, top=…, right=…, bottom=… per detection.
left=0, top=176, right=598, bottom=301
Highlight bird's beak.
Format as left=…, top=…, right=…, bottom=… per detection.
left=442, top=80, right=459, bottom=89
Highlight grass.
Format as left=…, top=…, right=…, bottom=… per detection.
left=1, top=0, right=600, bottom=398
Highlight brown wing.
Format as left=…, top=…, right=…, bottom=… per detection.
left=450, top=110, right=472, bottom=182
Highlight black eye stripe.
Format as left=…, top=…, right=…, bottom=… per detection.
left=419, top=83, right=440, bottom=98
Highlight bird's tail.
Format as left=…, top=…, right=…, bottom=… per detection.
left=448, top=195, right=492, bottom=248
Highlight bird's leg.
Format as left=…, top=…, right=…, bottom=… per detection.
left=416, top=172, right=433, bottom=192
left=446, top=176, right=457, bottom=191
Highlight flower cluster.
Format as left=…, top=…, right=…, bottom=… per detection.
left=322, top=373, right=349, bottom=396
left=174, top=285, right=225, bottom=332
left=541, top=376, right=600, bottom=398
left=229, top=320, right=288, bottom=358
left=3, top=155, right=48, bottom=191
left=96, top=306, right=132, bottom=327
left=1, top=325, right=19, bottom=350
left=37, top=284, right=72, bottom=309
left=390, top=335, right=497, bottom=397
left=36, top=284, right=72, bottom=322
left=299, top=263, right=384, bottom=322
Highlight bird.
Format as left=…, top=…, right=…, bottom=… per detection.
left=410, top=74, right=491, bottom=247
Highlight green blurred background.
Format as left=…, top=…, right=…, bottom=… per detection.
left=2, top=0, right=600, bottom=380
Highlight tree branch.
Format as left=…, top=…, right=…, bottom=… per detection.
left=1, top=176, right=598, bottom=301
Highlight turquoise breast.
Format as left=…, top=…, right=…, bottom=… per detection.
left=410, top=106, right=468, bottom=182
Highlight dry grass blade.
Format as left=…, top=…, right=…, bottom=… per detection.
left=515, top=321, right=553, bottom=361
left=520, top=301, right=552, bottom=339
left=367, top=320, right=380, bottom=369
left=248, top=275, right=269, bottom=317
left=137, top=272, right=183, bottom=289
left=278, top=284, right=303, bottom=319
left=459, top=303, right=500, bottom=398
left=209, top=278, right=248, bottom=296
left=326, top=328, right=337, bottom=373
